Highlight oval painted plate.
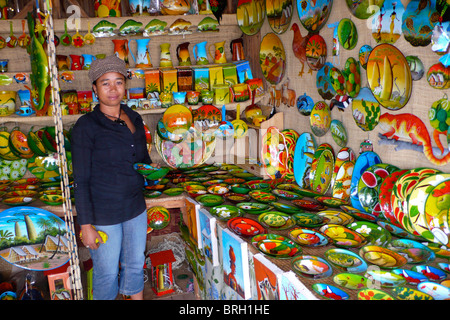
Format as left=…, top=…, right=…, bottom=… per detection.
left=292, top=212, right=329, bottom=228
left=235, top=202, right=272, bottom=214
left=330, top=119, right=347, bottom=147
left=305, top=34, right=327, bottom=71
left=366, top=43, right=412, bottom=110
left=0, top=206, right=70, bottom=271
left=310, top=101, right=331, bottom=137
left=316, top=62, right=336, bottom=100
left=209, top=204, right=243, bottom=221
left=309, top=146, right=334, bottom=194
left=312, top=283, right=349, bottom=300
left=293, top=132, right=316, bottom=188
left=417, top=282, right=450, bottom=300
left=251, top=234, right=302, bottom=259
left=207, top=184, right=229, bottom=195
left=332, top=160, right=354, bottom=200
left=320, top=224, right=367, bottom=248
left=359, top=44, right=373, bottom=69
left=401, top=0, right=437, bottom=47
left=237, top=0, right=266, bottom=36
left=348, top=221, right=392, bottom=246
left=227, top=217, right=266, bottom=237
left=325, top=247, right=368, bottom=273
left=296, top=93, right=315, bottom=116
left=352, top=87, right=381, bottom=131
left=249, top=190, right=277, bottom=203
left=337, top=18, right=358, bottom=50
left=378, top=169, right=409, bottom=226
left=291, top=255, right=333, bottom=279
left=195, top=194, right=224, bottom=207
left=297, top=0, right=333, bottom=33
left=267, top=0, right=294, bottom=34
left=271, top=188, right=302, bottom=200
left=350, top=151, right=382, bottom=212
left=365, top=269, right=406, bottom=287
left=193, top=104, right=221, bottom=135
left=345, top=0, right=385, bottom=19
left=424, top=179, right=450, bottom=248
left=357, top=288, right=395, bottom=300
left=387, top=238, right=435, bottom=264
left=411, top=265, right=447, bottom=282
left=317, top=209, right=354, bottom=225
left=260, top=33, right=286, bottom=85
left=258, top=211, right=296, bottom=230
left=161, top=104, right=193, bottom=134
left=333, top=273, right=368, bottom=290
left=370, top=0, right=405, bottom=44
left=315, top=196, right=348, bottom=208
left=292, top=199, right=326, bottom=211
left=392, top=268, right=429, bottom=285
left=359, top=245, right=407, bottom=269
left=391, top=286, right=434, bottom=300
left=270, top=201, right=301, bottom=214
left=261, top=126, right=288, bottom=179
left=288, top=227, right=331, bottom=247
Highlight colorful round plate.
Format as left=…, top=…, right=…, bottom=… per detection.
left=357, top=288, right=395, bottom=300
left=209, top=204, right=243, bottom=221
left=291, top=255, right=333, bottom=279
left=271, top=188, right=302, bottom=200
left=260, top=33, right=286, bottom=85
left=317, top=209, right=354, bottom=225
left=270, top=201, right=301, bottom=213
left=297, top=0, right=333, bottom=32
left=320, top=224, right=368, bottom=248
left=227, top=217, right=266, bottom=237
left=251, top=234, right=302, bottom=259
left=359, top=245, right=408, bottom=269
left=310, top=101, right=331, bottom=137
left=365, top=269, right=406, bottom=287
left=235, top=202, right=272, bottom=214
left=387, top=239, right=435, bottom=264
left=333, top=273, right=368, bottom=290
left=161, top=104, right=192, bottom=134
left=258, top=211, right=296, bottom=230
left=305, top=34, right=327, bottom=71
left=195, top=194, right=224, bottom=207
left=330, top=119, right=348, bottom=147
left=292, top=199, right=326, bottom=211
left=237, top=0, right=266, bottom=36
left=288, top=227, right=331, bottom=247
left=378, top=169, right=408, bottom=226
left=309, top=146, right=334, bottom=194
left=325, top=248, right=368, bottom=273
left=348, top=221, right=392, bottom=246
left=249, top=190, right=277, bottom=203
left=351, top=87, right=381, bottom=131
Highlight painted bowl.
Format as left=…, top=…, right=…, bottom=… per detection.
left=147, top=206, right=171, bottom=230
left=134, top=162, right=159, bottom=175
left=235, top=202, right=272, bottom=214
left=163, top=187, right=184, bottom=196
left=195, top=194, right=224, bottom=207
left=146, top=167, right=170, bottom=180
left=227, top=217, right=266, bottom=237
left=230, top=184, right=251, bottom=194
left=207, top=184, right=229, bottom=195
left=210, top=204, right=243, bottom=221
left=223, top=192, right=250, bottom=203
left=40, top=193, right=64, bottom=205
left=0, top=91, right=16, bottom=116
left=288, top=227, right=331, bottom=247
left=2, top=196, right=36, bottom=206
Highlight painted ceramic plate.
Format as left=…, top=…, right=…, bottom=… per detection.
left=370, top=0, right=404, bottom=44
left=406, top=55, right=425, bottom=80
left=411, top=265, right=447, bottom=281
left=351, top=87, right=381, bottom=131
left=195, top=194, right=224, bottom=207
left=288, top=227, right=331, bottom=247
left=207, top=184, right=229, bottom=195
left=392, top=268, right=429, bottom=285
left=305, top=34, right=327, bottom=71
left=267, top=0, right=294, bottom=34
left=357, top=288, right=395, bottom=300
left=348, top=221, right=392, bottom=246
left=365, top=269, right=406, bottom=287
left=309, top=146, right=334, bottom=194
left=424, top=179, right=450, bottom=248
left=147, top=206, right=170, bottom=230
left=161, top=104, right=193, bottom=134
left=261, top=126, right=288, bottom=179
left=237, top=0, right=266, bottom=36
left=40, top=194, right=64, bottom=205
left=193, top=104, right=221, bottom=134
left=209, top=204, right=243, bottom=221
left=417, top=282, right=450, bottom=300
left=260, top=33, right=286, bottom=85
left=310, top=101, right=331, bottom=137
left=330, top=119, right=347, bottom=147
left=345, top=0, right=384, bottom=19
left=315, top=196, right=348, bottom=208
left=270, top=201, right=301, bottom=213
left=251, top=234, right=301, bottom=259
left=316, top=62, right=336, bottom=100
left=2, top=196, right=36, bottom=206
left=359, top=45, right=373, bottom=70
left=297, top=0, right=333, bottom=32
left=223, top=192, right=250, bottom=203
left=292, top=212, right=329, bottom=228
left=227, top=217, right=266, bottom=236
left=320, top=224, right=368, bottom=248
left=333, top=273, right=368, bottom=290
left=249, top=190, right=277, bottom=203
left=293, top=188, right=324, bottom=198
left=359, top=245, right=407, bottom=269
left=281, top=129, right=300, bottom=182
left=325, top=248, right=368, bottom=273
left=312, top=283, right=349, bottom=300
left=293, top=132, right=316, bottom=188
left=296, top=93, right=315, bottom=116
left=271, top=188, right=302, bottom=200
left=357, top=163, right=399, bottom=215
left=291, top=255, right=333, bottom=279
left=317, top=209, right=354, bottom=225
left=292, top=199, right=326, bottom=211
left=378, top=169, right=409, bottom=226
left=332, top=160, right=354, bottom=200
left=258, top=211, right=295, bottom=230
left=401, top=0, right=437, bottom=47
left=236, top=202, right=272, bottom=214
left=391, top=286, right=434, bottom=300
left=337, top=18, right=358, bottom=50
left=366, top=43, right=412, bottom=110
left=0, top=206, right=70, bottom=271
left=350, top=151, right=382, bottom=212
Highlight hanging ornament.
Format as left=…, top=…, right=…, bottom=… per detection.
left=209, top=0, right=227, bottom=24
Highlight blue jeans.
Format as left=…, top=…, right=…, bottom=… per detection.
left=90, top=210, right=147, bottom=300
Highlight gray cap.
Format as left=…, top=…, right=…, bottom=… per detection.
left=88, top=55, right=127, bottom=83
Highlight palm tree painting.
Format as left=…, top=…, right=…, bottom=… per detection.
left=0, top=206, right=70, bottom=271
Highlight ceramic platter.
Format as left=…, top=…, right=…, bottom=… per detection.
left=288, top=227, right=331, bottom=247
left=310, top=101, right=331, bottom=137
left=0, top=206, right=70, bottom=271
left=291, top=255, right=333, bottom=279
left=297, top=0, right=333, bottom=33
left=260, top=33, right=286, bottom=85
left=251, top=234, right=302, bottom=259
left=359, top=245, right=408, bottom=269
left=292, top=212, right=329, bottom=228
left=317, top=209, right=354, bottom=225
left=407, top=173, right=450, bottom=246
left=424, top=179, right=450, bottom=248
left=387, top=238, right=435, bottom=264
left=258, top=211, right=296, bottom=230
left=227, top=217, right=266, bottom=237
left=350, top=151, right=382, bottom=212
left=209, top=205, right=243, bottom=221
left=237, top=0, right=266, bottom=36
left=267, top=0, right=294, bottom=34
left=325, top=248, right=368, bottom=273
left=365, top=269, right=406, bottom=287
left=293, top=132, right=316, bottom=188
left=312, top=283, right=349, bottom=300
left=333, top=273, right=368, bottom=290
left=378, top=169, right=409, bottom=226
left=309, top=143, right=334, bottom=194
left=161, top=104, right=193, bottom=134
left=249, top=190, right=277, bottom=203
left=366, top=43, right=412, bottom=110
left=347, top=221, right=392, bottom=246
left=235, top=202, right=272, bottom=215
left=261, top=126, right=288, bottom=179
left=320, top=224, right=367, bottom=248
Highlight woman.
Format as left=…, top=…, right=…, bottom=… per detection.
left=71, top=55, right=157, bottom=300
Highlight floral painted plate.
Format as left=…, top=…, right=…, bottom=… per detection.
left=320, top=224, right=368, bottom=248
left=235, top=202, right=272, bottom=214
left=312, top=283, right=349, bottom=300
left=292, top=212, right=329, bottom=228
left=333, top=273, right=368, bottom=290
left=317, top=209, right=354, bottom=225
left=227, top=217, right=266, bottom=237
left=251, top=234, right=302, bottom=259
left=357, top=288, right=395, bottom=300
left=391, top=286, right=434, bottom=300
left=288, top=227, right=331, bottom=247
left=347, top=221, right=392, bottom=246
left=249, top=190, right=277, bottom=203
left=209, top=204, right=243, bottom=221
left=359, top=245, right=407, bottom=269
left=291, top=255, right=333, bottom=279
left=271, top=189, right=302, bottom=200
left=365, top=269, right=406, bottom=287
left=324, top=248, right=368, bottom=273
left=258, top=211, right=296, bottom=230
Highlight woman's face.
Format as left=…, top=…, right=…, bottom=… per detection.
left=93, top=72, right=125, bottom=107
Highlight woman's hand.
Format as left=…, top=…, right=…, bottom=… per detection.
left=80, top=224, right=103, bottom=250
